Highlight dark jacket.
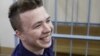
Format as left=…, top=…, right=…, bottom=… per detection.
left=12, top=41, right=54, bottom=56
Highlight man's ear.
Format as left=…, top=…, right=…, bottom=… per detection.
left=15, top=30, right=25, bottom=41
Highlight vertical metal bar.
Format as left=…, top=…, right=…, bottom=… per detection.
left=64, top=1, right=73, bottom=56
left=85, top=0, right=91, bottom=56
left=73, top=0, right=79, bottom=23
left=85, top=42, right=89, bottom=56
left=76, top=0, right=79, bottom=23
left=69, top=38, right=73, bottom=56
left=87, top=0, right=91, bottom=36
left=71, top=0, right=74, bottom=35
left=54, top=39, right=57, bottom=56
left=65, top=0, right=67, bottom=22
left=54, top=0, right=58, bottom=34
left=54, top=0, right=58, bottom=56
left=64, top=1, right=67, bottom=56
left=69, top=0, right=75, bottom=56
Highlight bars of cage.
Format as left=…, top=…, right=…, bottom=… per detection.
left=71, top=0, right=79, bottom=55
left=69, top=0, right=76, bottom=56
left=53, top=0, right=58, bottom=56
left=75, top=0, right=79, bottom=23
left=64, top=0, right=68, bottom=22
left=87, top=0, right=91, bottom=40
left=85, top=0, right=92, bottom=56
left=64, top=0, right=70, bottom=56
left=70, top=0, right=74, bottom=35
left=52, top=34, right=100, bottom=41
left=54, top=0, right=58, bottom=34
left=71, top=0, right=79, bottom=34
left=64, top=0, right=79, bottom=55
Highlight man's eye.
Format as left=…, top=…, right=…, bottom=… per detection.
left=34, top=24, right=41, bottom=28
left=46, top=19, right=51, bottom=23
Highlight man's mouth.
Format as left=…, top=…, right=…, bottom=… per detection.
left=40, top=35, right=51, bottom=43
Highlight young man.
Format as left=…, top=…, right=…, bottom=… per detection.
left=8, top=0, right=54, bottom=56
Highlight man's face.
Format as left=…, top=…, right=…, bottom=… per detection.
left=18, top=6, right=54, bottom=49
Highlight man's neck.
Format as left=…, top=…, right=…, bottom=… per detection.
left=22, top=41, right=44, bottom=55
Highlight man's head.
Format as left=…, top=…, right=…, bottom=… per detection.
left=8, top=0, right=54, bottom=51
left=9, top=0, right=43, bottom=32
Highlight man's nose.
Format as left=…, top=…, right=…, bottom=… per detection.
left=42, top=23, right=51, bottom=34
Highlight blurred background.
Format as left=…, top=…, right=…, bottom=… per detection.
left=0, top=0, right=100, bottom=56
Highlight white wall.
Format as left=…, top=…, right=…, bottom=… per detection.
left=0, top=0, right=15, bottom=48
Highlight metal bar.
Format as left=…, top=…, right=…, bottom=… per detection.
left=52, top=34, right=100, bottom=41
left=87, top=0, right=91, bottom=36
left=52, top=21, right=100, bottom=25
left=69, top=40, right=73, bottom=56
left=54, top=39, right=57, bottom=56
left=65, top=0, right=68, bottom=22
left=54, top=0, right=58, bottom=56
left=69, top=0, right=75, bottom=56
left=85, top=42, right=89, bottom=56
left=76, top=0, right=79, bottom=23
left=52, top=21, right=100, bottom=27
left=85, top=0, right=92, bottom=56
left=71, top=0, right=74, bottom=35
left=54, top=0, right=58, bottom=34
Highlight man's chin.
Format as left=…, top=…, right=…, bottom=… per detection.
left=41, top=41, right=52, bottom=48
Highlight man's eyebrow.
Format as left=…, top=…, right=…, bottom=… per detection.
left=33, top=21, right=42, bottom=26
left=32, top=16, right=51, bottom=26
left=46, top=16, right=51, bottom=20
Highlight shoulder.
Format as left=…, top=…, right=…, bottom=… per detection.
left=11, top=44, right=23, bottom=56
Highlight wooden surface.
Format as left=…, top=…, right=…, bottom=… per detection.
left=54, top=25, right=100, bottom=56
left=54, top=39, right=100, bottom=56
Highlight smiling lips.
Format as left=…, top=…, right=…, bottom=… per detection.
left=40, top=35, right=51, bottom=43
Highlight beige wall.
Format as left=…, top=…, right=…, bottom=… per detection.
left=45, top=0, right=100, bottom=23
left=0, top=0, right=15, bottom=48
left=91, top=0, right=100, bottom=23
